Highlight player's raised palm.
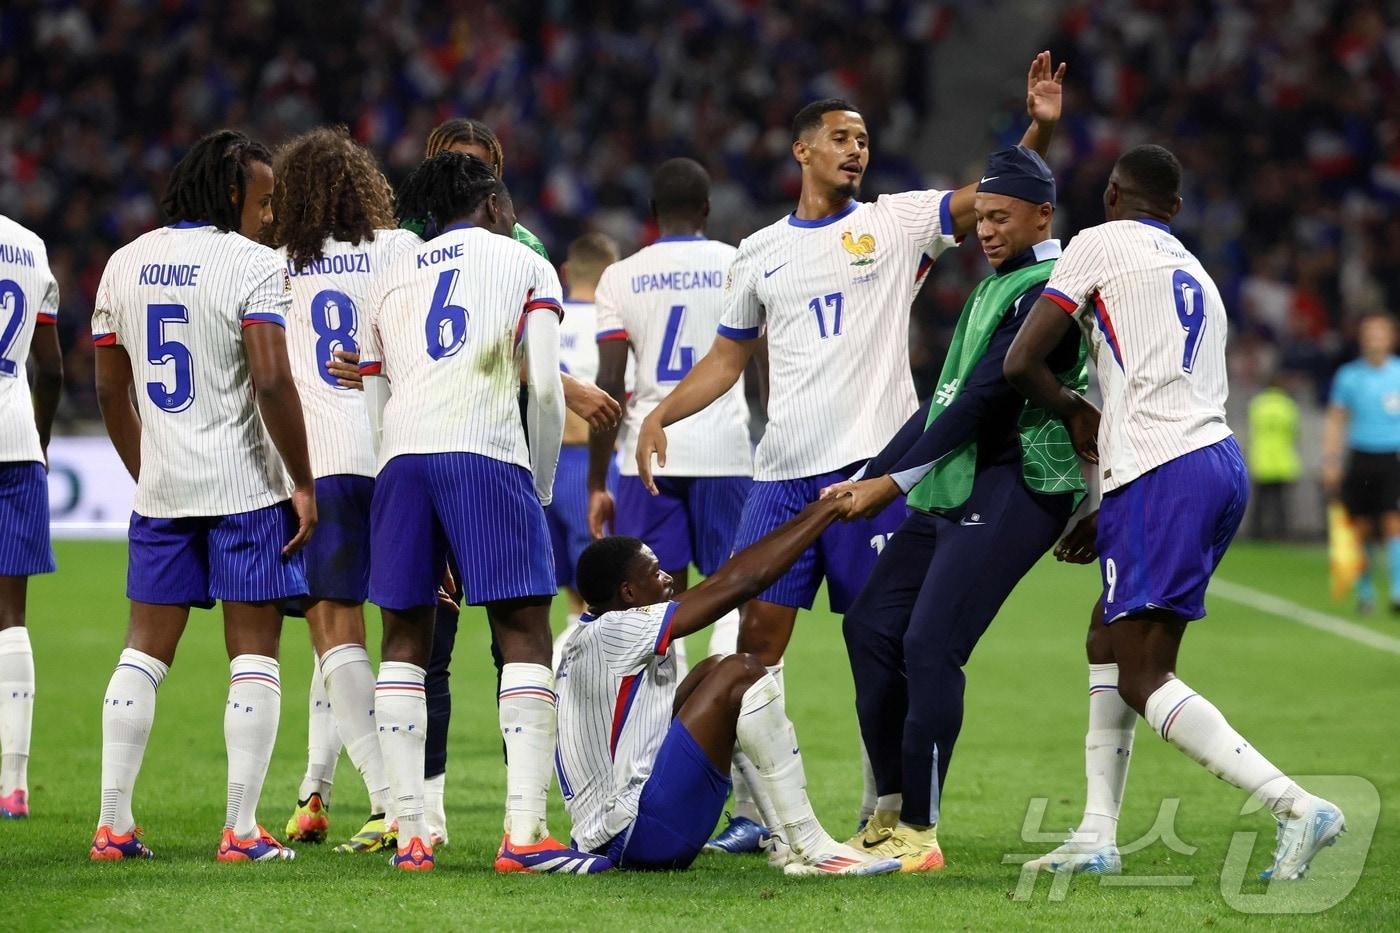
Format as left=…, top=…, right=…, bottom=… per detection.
left=1026, top=50, right=1067, bottom=126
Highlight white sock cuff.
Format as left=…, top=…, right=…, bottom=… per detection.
left=229, top=654, right=280, bottom=695
left=499, top=662, right=555, bottom=705
left=377, top=661, right=427, bottom=697
left=764, top=661, right=783, bottom=677
left=0, top=627, right=31, bottom=654
left=1088, top=662, right=1119, bottom=693
left=1144, top=678, right=1198, bottom=740
left=118, top=647, right=169, bottom=689
left=320, top=642, right=371, bottom=678
left=739, top=672, right=781, bottom=716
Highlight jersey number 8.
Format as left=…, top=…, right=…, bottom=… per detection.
left=310, top=289, right=358, bottom=388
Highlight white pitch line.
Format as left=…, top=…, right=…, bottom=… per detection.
left=1211, top=578, right=1400, bottom=657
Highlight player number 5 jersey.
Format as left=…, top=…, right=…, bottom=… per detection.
left=280, top=229, right=420, bottom=479
left=719, top=191, right=957, bottom=481
left=91, top=223, right=294, bottom=518
left=0, top=214, right=59, bottom=465
left=362, top=224, right=564, bottom=469
left=1041, top=218, right=1232, bottom=491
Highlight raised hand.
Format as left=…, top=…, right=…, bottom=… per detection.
left=1026, top=50, right=1067, bottom=126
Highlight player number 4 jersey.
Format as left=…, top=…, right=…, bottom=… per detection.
left=362, top=224, right=564, bottom=470
left=91, top=223, right=295, bottom=518
left=280, top=229, right=420, bottom=479
left=1041, top=218, right=1232, bottom=492
left=719, top=191, right=957, bottom=481
left=0, top=214, right=59, bottom=465
left=596, top=237, right=751, bottom=477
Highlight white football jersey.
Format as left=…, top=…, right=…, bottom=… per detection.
left=281, top=230, right=420, bottom=479
left=0, top=215, right=59, bottom=465
left=596, top=237, right=752, bottom=477
left=91, top=223, right=294, bottom=518
left=554, top=601, right=682, bottom=852
left=362, top=224, right=563, bottom=469
left=559, top=299, right=599, bottom=384
left=1042, top=218, right=1232, bottom=492
left=720, top=191, right=958, bottom=480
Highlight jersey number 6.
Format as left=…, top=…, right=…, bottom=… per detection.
left=425, top=269, right=469, bottom=360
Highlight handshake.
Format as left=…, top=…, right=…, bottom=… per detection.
left=817, top=475, right=902, bottom=521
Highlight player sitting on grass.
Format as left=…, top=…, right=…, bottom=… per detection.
left=554, top=495, right=900, bottom=876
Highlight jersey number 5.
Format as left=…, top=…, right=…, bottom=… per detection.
left=1173, top=270, right=1206, bottom=374
left=310, top=289, right=358, bottom=387
left=146, top=303, right=194, bottom=413
left=0, top=279, right=28, bottom=378
left=656, top=304, right=695, bottom=382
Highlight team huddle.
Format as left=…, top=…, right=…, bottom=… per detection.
left=0, top=51, right=1345, bottom=880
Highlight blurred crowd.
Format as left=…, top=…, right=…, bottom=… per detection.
left=1, top=0, right=1392, bottom=429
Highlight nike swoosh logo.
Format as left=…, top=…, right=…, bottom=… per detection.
left=979, top=176, right=999, bottom=184
left=764, top=261, right=790, bottom=278
left=959, top=518, right=985, bottom=526
left=861, top=837, right=885, bottom=849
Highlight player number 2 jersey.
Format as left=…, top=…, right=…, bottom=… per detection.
left=719, top=191, right=957, bottom=480
left=0, top=214, right=59, bottom=465
left=554, top=601, right=682, bottom=852
left=362, top=224, right=563, bottom=469
left=91, top=223, right=294, bottom=518
left=1041, top=218, right=1232, bottom=492
left=597, top=237, right=751, bottom=477
left=280, top=230, right=420, bottom=479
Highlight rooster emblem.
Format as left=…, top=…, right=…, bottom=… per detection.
left=841, top=231, right=876, bottom=266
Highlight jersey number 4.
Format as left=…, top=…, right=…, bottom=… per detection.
left=146, top=303, right=194, bottom=413
left=1173, top=270, right=1206, bottom=374
left=657, top=304, right=695, bottom=382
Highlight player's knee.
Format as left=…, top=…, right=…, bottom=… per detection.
left=721, top=651, right=768, bottom=684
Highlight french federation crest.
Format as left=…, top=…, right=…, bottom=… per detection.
left=842, top=231, right=876, bottom=266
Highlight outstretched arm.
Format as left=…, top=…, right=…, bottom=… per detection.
left=947, top=51, right=1065, bottom=238
left=667, top=496, right=848, bottom=639
left=1004, top=297, right=1100, bottom=463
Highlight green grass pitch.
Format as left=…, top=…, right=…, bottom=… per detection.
left=4, top=540, right=1396, bottom=930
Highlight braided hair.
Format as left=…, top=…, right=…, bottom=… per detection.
left=395, top=152, right=504, bottom=235
left=266, top=126, right=397, bottom=270
left=425, top=118, right=505, bottom=177
left=161, top=129, right=272, bottom=233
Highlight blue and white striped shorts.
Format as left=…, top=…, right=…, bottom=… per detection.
left=0, top=461, right=55, bottom=577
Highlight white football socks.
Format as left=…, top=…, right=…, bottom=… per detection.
left=1144, top=678, right=1309, bottom=820
left=858, top=739, right=878, bottom=824
left=735, top=671, right=829, bottom=855
left=376, top=661, right=427, bottom=841
left=321, top=643, right=390, bottom=815
left=499, top=663, right=556, bottom=844
left=224, top=655, right=281, bottom=838
left=1079, top=663, right=1136, bottom=845
left=298, top=651, right=339, bottom=806
left=731, top=746, right=776, bottom=827
left=0, top=627, right=35, bottom=795
left=99, top=648, right=167, bottom=833
left=424, top=772, right=447, bottom=843
left=708, top=609, right=740, bottom=657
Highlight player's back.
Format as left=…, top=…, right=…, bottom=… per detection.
left=365, top=225, right=562, bottom=469
left=93, top=222, right=293, bottom=518
left=1044, top=218, right=1232, bottom=491
left=554, top=603, right=680, bottom=852
left=597, top=237, right=750, bottom=477
left=0, top=214, right=58, bottom=464
left=281, top=229, right=419, bottom=479
left=560, top=299, right=599, bottom=384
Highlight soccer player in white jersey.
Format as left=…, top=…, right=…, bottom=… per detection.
left=548, top=233, right=620, bottom=642
left=1005, top=145, right=1345, bottom=881
left=556, top=493, right=898, bottom=875
left=89, top=130, right=316, bottom=862
left=0, top=214, right=63, bottom=820
left=359, top=152, right=607, bottom=873
left=635, top=53, right=1065, bottom=810
left=264, top=127, right=415, bottom=854
left=587, top=158, right=762, bottom=849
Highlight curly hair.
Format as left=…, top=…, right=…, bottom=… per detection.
left=162, top=129, right=272, bottom=233
left=265, top=126, right=398, bottom=270
left=395, top=152, right=504, bottom=235
left=425, top=118, right=505, bottom=176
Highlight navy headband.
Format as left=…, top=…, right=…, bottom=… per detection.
left=976, top=145, right=1056, bottom=206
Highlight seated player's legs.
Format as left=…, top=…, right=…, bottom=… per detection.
left=0, top=461, right=55, bottom=818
